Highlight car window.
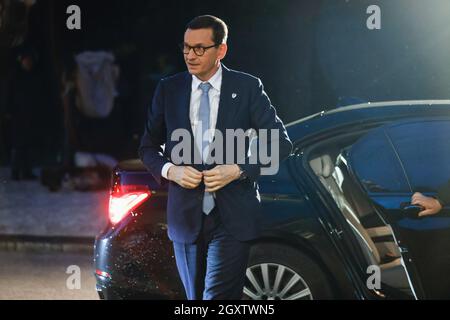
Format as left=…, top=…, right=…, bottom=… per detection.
left=386, top=120, right=450, bottom=192
left=348, top=128, right=410, bottom=193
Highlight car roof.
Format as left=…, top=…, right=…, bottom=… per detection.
left=118, top=100, right=450, bottom=171
left=286, top=100, right=450, bottom=141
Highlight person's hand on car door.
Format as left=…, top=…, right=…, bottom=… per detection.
left=411, top=192, right=443, bottom=217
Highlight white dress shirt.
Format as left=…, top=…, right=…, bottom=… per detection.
left=161, top=64, right=223, bottom=179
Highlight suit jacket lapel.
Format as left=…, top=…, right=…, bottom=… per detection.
left=180, top=72, right=194, bottom=137
left=215, top=64, right=239, bottom=140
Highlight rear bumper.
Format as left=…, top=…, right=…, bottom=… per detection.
left=95, top=274, right=170, bottom=300
left=94, top=222, right=184, bottom=300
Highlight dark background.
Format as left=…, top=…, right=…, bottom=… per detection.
left=1, top=0, right=450, bottom=167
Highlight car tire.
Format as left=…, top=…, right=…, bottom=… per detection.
left=244, top=243, right=335, bottom=300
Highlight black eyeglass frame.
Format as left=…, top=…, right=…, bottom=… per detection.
left=179, top=43, right=220, bottom=56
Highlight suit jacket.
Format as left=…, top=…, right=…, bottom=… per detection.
left=139, top=64, right=292, bottom=243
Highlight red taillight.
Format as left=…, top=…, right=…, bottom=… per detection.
left=108, top=184, right=151, bottom=225
left=96, top=269, right=111, bottom=279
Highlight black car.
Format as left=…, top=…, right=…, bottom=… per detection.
left=94, top=100, right=450, bottom=300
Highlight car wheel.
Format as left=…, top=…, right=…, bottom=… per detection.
left=243, top=243, right=335, bottom=300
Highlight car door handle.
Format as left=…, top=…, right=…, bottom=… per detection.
left=400, top=202, right=424, bottom=219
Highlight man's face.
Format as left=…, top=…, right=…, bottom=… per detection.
left=183, top=28, right=227, bottom=80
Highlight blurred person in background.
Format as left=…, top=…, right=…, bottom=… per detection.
left=6, top=45, right=41, bottom=180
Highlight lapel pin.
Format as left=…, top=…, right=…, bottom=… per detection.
left=232, top=93, right=237, bottom=99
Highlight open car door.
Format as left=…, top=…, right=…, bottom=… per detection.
left=347, top=118, right=450, bottom=299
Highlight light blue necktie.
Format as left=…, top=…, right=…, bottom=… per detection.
left=197, top=82, right=215, bottom=215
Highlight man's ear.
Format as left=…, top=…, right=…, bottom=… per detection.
left=217, top=43, right=228, bottom=60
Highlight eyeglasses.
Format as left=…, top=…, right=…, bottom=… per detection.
left=179, top=43, right=219, bottom=56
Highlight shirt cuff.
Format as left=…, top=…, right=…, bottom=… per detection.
left=161, top=162, right=175, bottom=180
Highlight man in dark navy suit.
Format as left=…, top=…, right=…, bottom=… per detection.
left=139, top=15, right=292, bottom=300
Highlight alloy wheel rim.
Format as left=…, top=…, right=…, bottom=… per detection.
left=243, top=263, right=313, bottom=300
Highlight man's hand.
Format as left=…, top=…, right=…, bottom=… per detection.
left=167, top=166, right=203, bottom=189
left=411, top=192, right=443, bottom=217
left=203, top=165, right=241, bottom=192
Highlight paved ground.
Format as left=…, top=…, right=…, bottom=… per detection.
left=0, top=167, right=108, bottom=237
left=0, top=167, right=104, bottom=299
left=0, top=250, right=98, bottom=300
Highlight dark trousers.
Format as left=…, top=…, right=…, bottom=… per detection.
left=172, top=207, right=250, bottom=300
